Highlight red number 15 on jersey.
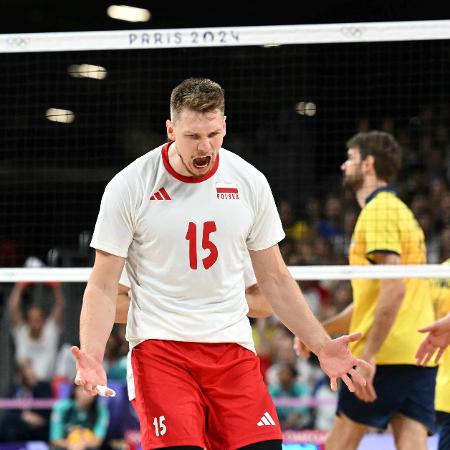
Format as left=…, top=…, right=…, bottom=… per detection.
left=185, top=221, right=218, bottom=270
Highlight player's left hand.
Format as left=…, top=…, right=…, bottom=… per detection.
left=317, top=332, right=373, bottom=393
left=353, top=357, right=377, bottom=402
left=416, top=322, right=450, bottom=365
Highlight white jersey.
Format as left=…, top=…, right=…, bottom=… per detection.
left=91, top=142, right=284, bottom=354
left=120, top=255, right=258, bottom=401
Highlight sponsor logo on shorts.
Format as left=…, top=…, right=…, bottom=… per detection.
left=257, top=411, right=276, bottom=426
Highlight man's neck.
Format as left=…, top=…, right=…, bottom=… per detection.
left=356, top=176, right=388, bottom=208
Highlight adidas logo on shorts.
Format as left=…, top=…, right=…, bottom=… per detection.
left=257, top=411, right=276, bottom=426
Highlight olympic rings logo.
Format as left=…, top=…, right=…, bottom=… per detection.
left=340, top=26, right=367, bottom=39
left=5, top=37, right=30, bottom=48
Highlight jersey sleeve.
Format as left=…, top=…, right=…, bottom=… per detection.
left=246, top=172, right=285, bottom=251
left=90, top=174, right=135, bottom=258
left=363, top=199, right=401, bottom=259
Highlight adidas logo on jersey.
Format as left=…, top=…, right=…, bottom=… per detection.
left=216, top=182, right=239, bottom=200
left=150, top=187, right=171, bottom=201
left=257, top=411, right=276, bottom=426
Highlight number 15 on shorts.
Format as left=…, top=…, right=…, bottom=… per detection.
left=153, top=416, right=167, bottom=436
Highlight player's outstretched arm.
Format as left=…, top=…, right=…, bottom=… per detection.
left=416, top=313, right=450, bottom=365
left=75, top=249, right=124, bottom=395
left=250, top=244, right=372, bottom=392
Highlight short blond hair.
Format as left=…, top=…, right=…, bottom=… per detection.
left=170, top=78, right=225, bottom=121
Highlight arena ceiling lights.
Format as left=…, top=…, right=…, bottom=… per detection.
left=107, top=5, right=151, bottom=22
left=67, top=64, right=107, bottom=80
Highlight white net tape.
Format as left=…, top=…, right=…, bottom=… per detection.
left=1, top=264, right=449, bottom=282
left=1, top=20, right=450, bottom=54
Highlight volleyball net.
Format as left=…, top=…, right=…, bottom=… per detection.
left=0, top=20, right=449, bottom=268
left=0, top=22, right=449, bottom=429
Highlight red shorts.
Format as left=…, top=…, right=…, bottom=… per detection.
left=131, top=340, right=282, bottom=449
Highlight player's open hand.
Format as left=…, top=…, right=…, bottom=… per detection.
left=416, top=319, right=450, bottom=365
left=317, top=332, right=373, bottom=393
left=71, top=346, right=111, bottom=396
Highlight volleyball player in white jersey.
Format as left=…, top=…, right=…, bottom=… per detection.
left=72, top=77, right=371, bottom=450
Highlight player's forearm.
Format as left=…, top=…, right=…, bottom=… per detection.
left=360, top=279, right=405, bottom=360
left=435, top=313, right=450, bottom=331
left=260, top=272, right=330, bottom=355
left=322, top=304, right=353, bottom=336
left=80, top=283, right=116, bottom=362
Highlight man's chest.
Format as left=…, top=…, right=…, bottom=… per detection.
left=134, top=179, right=253, bottom=249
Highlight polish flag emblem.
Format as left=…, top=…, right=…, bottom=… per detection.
left=216, top=182, right=239, bottom=199
left=216, top=182, right=238, bottom=194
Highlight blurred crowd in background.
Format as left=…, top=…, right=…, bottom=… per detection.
left=0, top=104, right=449, bottom=447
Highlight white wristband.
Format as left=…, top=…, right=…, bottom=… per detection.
left=95, top=385, right=116, bottom=397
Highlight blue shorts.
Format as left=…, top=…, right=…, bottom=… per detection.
left=436, top=411, right=450, bottom=450
left=337, top=365, right=437, bottom=432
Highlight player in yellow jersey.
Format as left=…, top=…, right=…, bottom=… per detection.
left=321, top=131, right=436, bottom=450
left=416, top=259, right=450, bottom=450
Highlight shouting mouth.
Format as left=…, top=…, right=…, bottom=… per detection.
left=193, top=155, right=211, bottom=169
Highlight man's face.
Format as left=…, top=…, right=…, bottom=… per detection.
left=341, top=147, right=364, bottom=190
left=166, top=108, right=226, bottom=178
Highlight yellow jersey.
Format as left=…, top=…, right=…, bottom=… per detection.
left=432, top=259, right=450, bottom=413
left=348, top=188, right=435, bottom=364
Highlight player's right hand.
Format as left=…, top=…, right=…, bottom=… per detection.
left=317, top=332, right=373, bottom=393
left=71, top=346, right=108, bottom=396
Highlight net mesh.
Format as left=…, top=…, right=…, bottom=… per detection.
left=0, top=23, right=449, bottom=266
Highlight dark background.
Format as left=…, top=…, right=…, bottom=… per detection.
left=0, top=0, right=449, bottom=33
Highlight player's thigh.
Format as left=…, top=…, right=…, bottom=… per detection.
left=391, top=414, right=428, bottom=450
left=395, top=365, right=437, bottom=435
left=131, top=341, right=206, bottom=449
left=200, top=345, right=282, bottom=449
left=325, top=414, right=367, bottom=450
